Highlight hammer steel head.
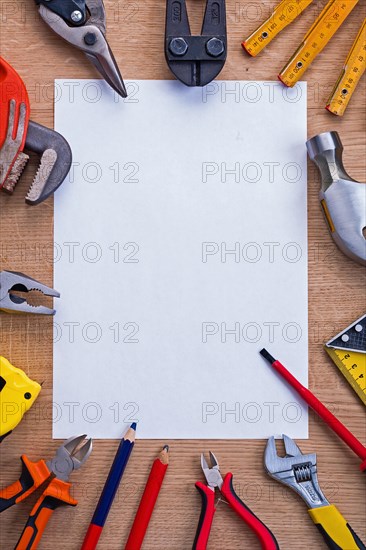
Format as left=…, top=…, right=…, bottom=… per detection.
left=306, top=131, right=366, bottom=266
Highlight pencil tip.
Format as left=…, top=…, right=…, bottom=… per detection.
left=163, top=444, right=169, bottom=452
left=130, top=422, right=137, bottom=430
left=260, top=348, right=276, bottom=364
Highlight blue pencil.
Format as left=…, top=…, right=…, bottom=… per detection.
left=81, top=423, right=136, bottom=549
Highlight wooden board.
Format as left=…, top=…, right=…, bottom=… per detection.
left=0, top=1, right=365, bottom=548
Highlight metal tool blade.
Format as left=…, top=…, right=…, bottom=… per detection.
left=0, top=101, right=28, bottom=188
left=26, top=149, right=57, bottom=203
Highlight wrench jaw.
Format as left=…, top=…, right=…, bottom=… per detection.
left=0, top=116, right=72, bottom=206
left=0, top=100, right=30, bottom=194
left=264, top=436, right=329, bottom=509
left=24, top=121, right=72, bottom=206
left=0, top=72, right=72, bottom=205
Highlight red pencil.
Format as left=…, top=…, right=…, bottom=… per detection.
left=125, top=446, right=169, bottom=549
left=260, top=348, right=366, bottom=472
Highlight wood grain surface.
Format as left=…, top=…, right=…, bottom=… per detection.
left=0, top=0, right=365, bottom=548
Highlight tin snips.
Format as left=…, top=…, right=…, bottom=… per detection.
left=0, top=57, right=72, bottom=205
left=35, top=0, right=126, bottom=97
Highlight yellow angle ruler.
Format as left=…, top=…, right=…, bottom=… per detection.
left=324, top=314, right=366, bottom=406
left=279, top=0, right=359, bottom=87
left=326, top=18, right=366, bottom=115
left=242, top=0, right=314, bottom=56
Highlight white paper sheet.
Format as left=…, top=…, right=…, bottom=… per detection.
left=54, top=80, right=308, bottom=439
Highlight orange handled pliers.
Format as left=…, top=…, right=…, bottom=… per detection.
left=0, top=435, right=92, bottom=550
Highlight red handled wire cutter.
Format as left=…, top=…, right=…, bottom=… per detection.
left=0, top=435, right=92, bottom=550
left=193, top=452, right=279, bottom=550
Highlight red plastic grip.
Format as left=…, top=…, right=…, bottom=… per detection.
left=0, top=57, right=30, bottom=184
left=221, top=473, right=279, bottom=550
left=192, top=482, right=216, bottom=550
left=81, top=523, right=103, bottom=550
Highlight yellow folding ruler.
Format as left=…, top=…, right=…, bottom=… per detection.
left=326, top=18, right=366, bottom=115
left=242, top=0, right=313, bottom=56
left=325, top=314, right=366, bottom=406
left=279, top=0, right=359, bottom=86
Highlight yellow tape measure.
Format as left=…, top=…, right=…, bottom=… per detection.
left=279, top=0, right=359, bottom=86
left=324, top=314, right=366, bottom=406
left=326, top=18, right=366, bottom=115
left=0, top=356, right=41, bottom=441
left=242, top=0, right=313, bottom=56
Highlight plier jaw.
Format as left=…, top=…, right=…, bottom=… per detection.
left=165, top=0, right=227, bottom=87
left=0, top=271, right=60, bottom=315
left=200, top=451, right=223, bottom=491
left=194, top=451, right=279, bottom=550
left=46, top=434, right=93, bottom=481
left=264, top=435, right=329, bottom=509
left=37, top=0, right=127, bottom=98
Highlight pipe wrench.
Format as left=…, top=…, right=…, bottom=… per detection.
left=0, top=57, right=72, bottom=205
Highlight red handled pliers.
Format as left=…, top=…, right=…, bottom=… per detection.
left=193, top=452, right=280, bottom=550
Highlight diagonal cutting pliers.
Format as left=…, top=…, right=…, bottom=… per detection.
left=34, top=0, right=127, bottom=97
left=193, top=452, right=279, bottom=549
left=0, top=271, right=60, bottom=315
left=264, top=435, right=366, bottom=550
left=0, top=435, right=92, bottom=550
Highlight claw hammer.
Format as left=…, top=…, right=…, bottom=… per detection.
left=307, top=131, right=366, bottom=266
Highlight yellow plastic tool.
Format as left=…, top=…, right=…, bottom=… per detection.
left=242, top=0, right=313, bottom=56
left=279, top=0, right=359, bottom=86
left=309, top=505, right=365, bottom=550
left=325, top=314, right=366, bottom=406
left=326, top=18, right=366, bottom=115
left=0, top=356, right=41, bottom=441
